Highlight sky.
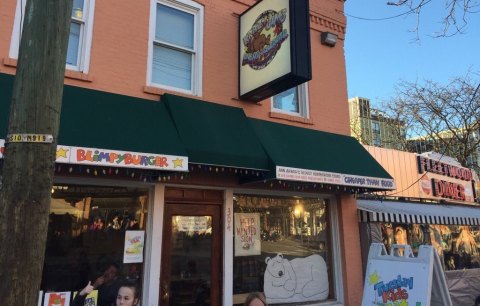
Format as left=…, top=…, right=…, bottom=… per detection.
left=344, top=0, right=480, bottom=107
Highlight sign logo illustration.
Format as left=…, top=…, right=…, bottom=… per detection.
left=242, top=8, right=289, bottom=70
left=369, top=272, right=421, bottom=306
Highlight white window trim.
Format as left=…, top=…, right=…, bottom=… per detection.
left=9, top=0, right=95, bottom=73
left=147, top=0, right=204, bottom=96
left=271, top=83, right=310, bottom=118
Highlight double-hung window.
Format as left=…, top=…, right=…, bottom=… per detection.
left=149, top=0, right=203, bottom=95
left=272, top=83, right=309, bottom=118
left=9, top=0, right=95, bottom=73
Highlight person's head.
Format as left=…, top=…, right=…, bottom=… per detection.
left=103, top=263, right=120, bottom=284
left=244, top=292, right=267, bottom=306
left=116, top=281, right=140, bottom=306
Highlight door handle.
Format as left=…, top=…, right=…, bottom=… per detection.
left=161, top=283, right=169, bottom=301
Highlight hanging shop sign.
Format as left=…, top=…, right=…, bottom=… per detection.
left=239, top=0, right=311, bottom=102
left=276, top=166, right=396, bottom=190
left=417, top=155, right=477, bottom=203
left=0, top=139, right=188, bottom=171
left=234, top=213, right=261, bottom=256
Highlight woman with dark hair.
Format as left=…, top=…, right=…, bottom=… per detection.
left=244, top=292, right=267, bottom=306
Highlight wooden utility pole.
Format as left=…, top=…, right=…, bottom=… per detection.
left=0, top=0, right=73, bottom=305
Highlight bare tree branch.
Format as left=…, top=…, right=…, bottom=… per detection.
left=382, top=73, right=480, bottom=171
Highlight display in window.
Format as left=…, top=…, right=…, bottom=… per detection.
left=43, top=291, right=71, bottom=306
left=72, top=290, right=98, bottom=306
left=123, top=231, right=145, bottom=264
left=235, top=213, right=261, bottom=256
left=380, top=223, right=480, bottom=271
left=41, top=185, right=147, bottom=305
left=233, top=195, right=334, bottom=304
left=264, top=253, right=328, bottom=304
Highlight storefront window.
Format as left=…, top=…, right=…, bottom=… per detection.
left=232, top=194, right=334, bottom=304
left=40, top=184, right=148, bottom=305
left=381, top=223, right=480, bottom=270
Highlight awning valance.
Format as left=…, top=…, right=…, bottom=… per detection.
left=249, top=118, right=395, bottom=191
left=161, top=94, right=270, bottom=170
left=0, top=73, right=189, bottom=171
left=357, top=199, right=480, bottom=226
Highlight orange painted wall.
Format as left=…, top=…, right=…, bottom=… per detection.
left=338, top=194, right=364, bottom=306
left=364, top=145, right=479, bottom=204
left=0, top=0, right=349, bottom=135
left=0, top=0, right=360, bottom=304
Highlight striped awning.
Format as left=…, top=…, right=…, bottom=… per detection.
left=357, top=199, right=480, bottom=226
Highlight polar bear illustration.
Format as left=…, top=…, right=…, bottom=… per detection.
left=264, top=253, right=329, bottom=304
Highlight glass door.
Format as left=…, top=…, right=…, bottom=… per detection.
left=160, top=204, right=221, bottom=306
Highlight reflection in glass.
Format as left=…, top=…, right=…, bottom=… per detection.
left=232, top=195, right=334, bottom=302
left=382, top=223, right=480, bottom=271
left=169, top=215, right=212, bottom=305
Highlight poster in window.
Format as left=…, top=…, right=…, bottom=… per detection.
left=123, top=230, right=145, bottom=263
left=43, top=292, right=71, bottom=306
left=234, top=213, right=261, bottom=256
left=73, top=290, right=98, bottom=306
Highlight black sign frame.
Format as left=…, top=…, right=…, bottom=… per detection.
left=238, top=0, right=312, bottom=103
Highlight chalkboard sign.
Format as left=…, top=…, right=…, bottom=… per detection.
left=361, top=243, right=452, bottom=306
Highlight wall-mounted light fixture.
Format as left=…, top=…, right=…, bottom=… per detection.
left=320, top=32, right=338, bottom=47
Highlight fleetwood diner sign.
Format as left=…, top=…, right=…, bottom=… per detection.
left=239, top=0, right=311, bottom=102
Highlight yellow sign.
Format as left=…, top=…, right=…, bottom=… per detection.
left=6, top=134, right=53, bottom=143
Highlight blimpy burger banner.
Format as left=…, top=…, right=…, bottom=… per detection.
left=0, top=139, right=188, bottom=172
left=239, top=0, right=311, bottom=102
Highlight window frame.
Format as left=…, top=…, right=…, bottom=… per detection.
left=9, top=0, right=96, bottom=73
left=226, top=189, right=344, bottom=305
left=271, top=83, right=310, bottom=118
left=147, top=0, right=204, bottom=96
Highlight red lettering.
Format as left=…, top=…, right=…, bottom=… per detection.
left=77, top=149, right=91, bottom=162
left=155, top=157, right=168, bottom=167
left=131, top=155, right=142, bottom=165
left=109, top=153, right=118, bottom=163
left=123, top=153, right=132, bottom=164
left=382, top=288, right=409, bottom=303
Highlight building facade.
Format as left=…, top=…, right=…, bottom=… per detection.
left=0, top=0, right=394, bottom=305
left=359, top=146, right=480, bottom=306
left=348, top=97, right=405, bottom=150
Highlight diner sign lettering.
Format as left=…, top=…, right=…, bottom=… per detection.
left=417, top=156, right=476, bottom=203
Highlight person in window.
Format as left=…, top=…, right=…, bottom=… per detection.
left=73, top=263, right=121, bottom=306
left=244, top=292, right=267, bottom=306
left=73, top=279, right=140, bottom=306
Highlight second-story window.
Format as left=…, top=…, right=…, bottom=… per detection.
left=271, top=84, right=309, bottom=118
left=9, top=0, right=95, bottom=73
left=149, top=0, right=203, bottom=95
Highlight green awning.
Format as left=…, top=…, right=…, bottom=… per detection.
left=162, top=94, right=270, bottom=170
left=0, top=73, right=14, bottom=137
left=1, top=73, right=188, bottom=171
left=249, top=118, right=395, bottom=190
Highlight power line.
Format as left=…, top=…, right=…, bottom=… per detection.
left=344, top=0, right=433, bottom=21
